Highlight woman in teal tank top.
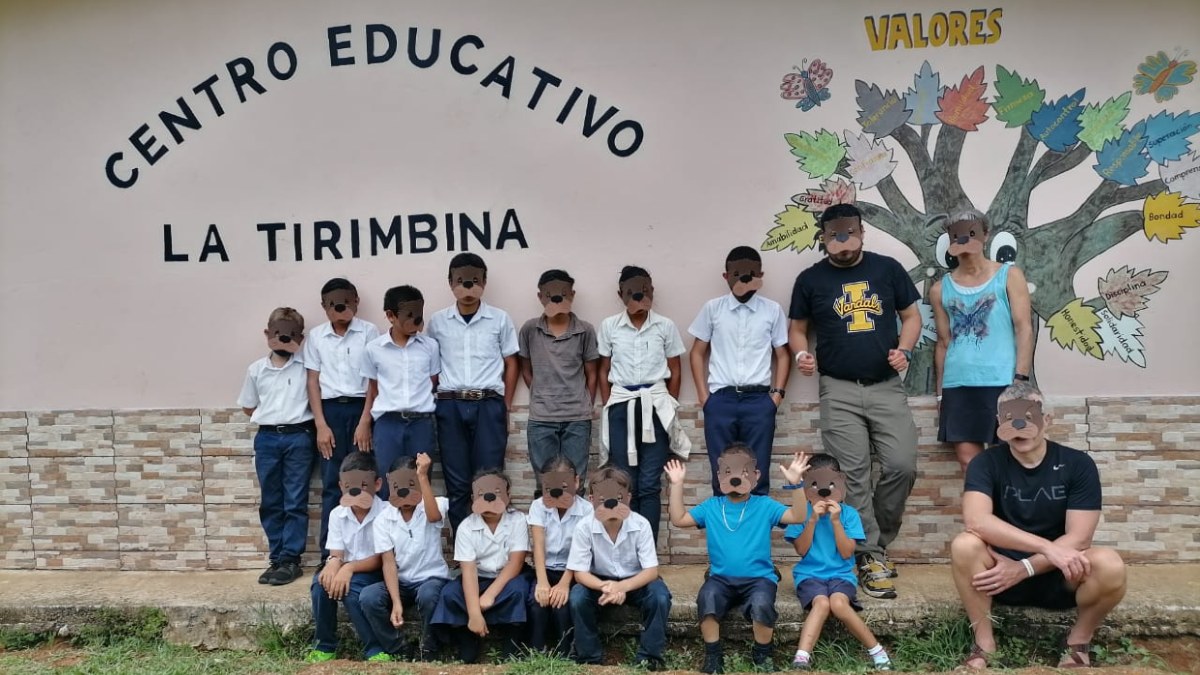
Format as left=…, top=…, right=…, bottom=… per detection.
left=930, top=209, right=1034, bottom=472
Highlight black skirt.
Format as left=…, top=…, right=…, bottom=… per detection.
left=938, top=386, right=1005, bottom=444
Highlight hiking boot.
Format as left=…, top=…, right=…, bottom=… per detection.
left=881, top=552, right=898, bottom=578
left=857, top=554, right=898, bottom=599
left=751, top=642, right=775, bottom=671
left=257, top=562, right=280, bottom=585
left=304, top=649, right=335, bottom=663
left=267, top=560, right=303, bottom=586
left=701, top=643, right=724, bottom=674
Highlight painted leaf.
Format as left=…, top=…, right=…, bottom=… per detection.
left=1142, top=191, right=1200, bottom=242
left=1094, top=307, right=1147, bottom=368
left=762, top=205, right=820, bottom=253
left=843, top=131, right=898, bottom=189
left=1078, top=92, right=1132, bottom=152
left=991, top=66, right=1045, bottom=128
left=904, top=61, right=943, bottom=126
left=1158, top=151, right=1200, bottom=202
left=1143, top=109, right=1200, bottom=165
left=792, top=178, right=857, bottom=214
left=855, top=80, right=912, bottom=137
left=1097, top=265, right=1168, bottom=318
left=1046, top=299, right=1104, bottom=359
left=1093, top=121, right=1150, bottom=186
left=784, top=130, right=846, bottom=180
left=1027, top=88, right=1086, bottom=152
left=935, top=66, right=989, bottom=131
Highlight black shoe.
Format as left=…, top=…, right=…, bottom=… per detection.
left=752, top=643, right=774, bottom=671
left=258, top=562, right=280, bottom=584
left=267, top=560, right=302, bottom=586
left=701, top=643, right=724, bottom=674
left=636, top=656, right=666, bottom=671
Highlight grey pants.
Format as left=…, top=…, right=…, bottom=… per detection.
left=818, top=375, right=918, bottom=557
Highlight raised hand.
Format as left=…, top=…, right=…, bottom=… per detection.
left=664, top=459, right=687, bottom=485
left=780, top=452, right=811, bottom=485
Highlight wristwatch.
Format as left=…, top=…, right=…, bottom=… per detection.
left=782, top=481, right=805, bottom=490
left=1014, top=373, right=1030, bottom=382
left=769, top=388, right=786, bottom=398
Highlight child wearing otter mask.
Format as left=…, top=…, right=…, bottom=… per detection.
left=237, top=306, right=315, bottom=587
left=307, top=451, right=387, bottom=663
left=431, top=469, right=530, bottom=663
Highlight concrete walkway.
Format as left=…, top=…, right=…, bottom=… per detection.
left=0, top=565, right=1196, bottom=649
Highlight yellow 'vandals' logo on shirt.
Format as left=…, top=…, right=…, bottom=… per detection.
left=833, top=281, right=883, bottom=332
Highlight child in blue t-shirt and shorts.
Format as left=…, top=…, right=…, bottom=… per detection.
left=784, top=454, right=892, bottom=671
left=666, top=445, right=809, bottom=673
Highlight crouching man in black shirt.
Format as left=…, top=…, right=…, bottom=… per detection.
left=952, top=381, right=1126, bottom=669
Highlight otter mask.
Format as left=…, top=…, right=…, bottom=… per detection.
left=589, top=477, right=632, bottom=522
left=540, top=470, right=577, bottom=510
left=471, top=475, right=510, bottom=516
left=339, top=470, right=379, bottom=510
left=996, top=398, right=1045, bottom=442
left=717, top=454, right=758, bottom=496
left=386, top=468, right=422, bottom=509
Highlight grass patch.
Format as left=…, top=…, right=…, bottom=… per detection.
left=504, top=646, right=584, bottom=675
left=0, top=627, right=54, bottom=651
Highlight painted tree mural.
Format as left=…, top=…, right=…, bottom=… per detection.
left=764, top=60, right=1200, bottom=395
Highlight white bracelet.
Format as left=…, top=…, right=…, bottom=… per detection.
left=794, top=350, right=809, bottom=363
left=1020, top=557, right=1035, bottom=577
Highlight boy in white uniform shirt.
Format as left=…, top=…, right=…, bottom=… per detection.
left=359, top=452, right=451, bottom=661
left=689, top=246, right=791, bottom=496
left=567, top=466, right=672, bottom=670
left=238, top=307, right=316, bottom=587
left=303, top=277, right=381, bottom=561
left=306, top=452, right=387, bottom=663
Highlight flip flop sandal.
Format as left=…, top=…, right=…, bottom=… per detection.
left=958, top=643, right=993, bottom=670
left=1058, top=643, right=1092, bottom=669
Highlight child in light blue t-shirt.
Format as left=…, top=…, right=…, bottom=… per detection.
left=666, top=445, right=808, bottom=673
left=784, top=453, right=891, bottom=671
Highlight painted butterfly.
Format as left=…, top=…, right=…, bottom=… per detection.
left=781, top=58, right=833, bottom=111
left=1133, top=50, right=1196, bottom=103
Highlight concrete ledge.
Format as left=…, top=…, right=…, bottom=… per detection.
left=0, top=564, right=1196, bottom=649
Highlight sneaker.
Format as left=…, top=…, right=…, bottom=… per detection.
left=881, top=553, right=898, bottom=578
left=366, top=652, right=394, bottom=662
left=875, top=658, right=893, bottom=671
left=304, top=649, right=335, bottom=663
left=857, top=554, right=898, bottom=599
left=257, top=562, right=280, bottom=585
left=792, top=652, right=812, bottom=670
left=267, top=560, right=303, bottom=586
left=751, top=643, right=774, bottom=672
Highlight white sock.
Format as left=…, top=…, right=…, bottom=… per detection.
left=794, top=649, right=811, bottom=663
left=868, top=644, right=890, bottom=664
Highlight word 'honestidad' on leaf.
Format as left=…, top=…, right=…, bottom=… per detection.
left=1143, top=191, right=1200, bottom=242
left=1047, top=299, right=1104, bottom=359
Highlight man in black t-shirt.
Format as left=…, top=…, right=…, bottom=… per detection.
left=788, top=204, right=921, bottom=599
left=952, top=382, right=1126, bottom=669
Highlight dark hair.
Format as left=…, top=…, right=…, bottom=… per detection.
left=725, top=246, right=761, bottom=265
left=448, top=253, right=488, bottom=280
left=471, top=467, right=511, bottom=490
left=591, top=464, right=632, bottom=491
left=819, top=203, right=862, bottom=229
left=382, top=285, right=423, bottom=313
left=320, top=277, right=357, bottom=296
left=618, top=265, right=651, bottom=283
left=807, top=453, right=841, bottom=472
left=719, top=443, right=756, bottom=461
left=538, top=454, right=577, bottom=475
left=340, top=451, right=377, bottom=474
left=538, top=269, right=575, bottom=287
left=388, top=455, right=417, bottom=473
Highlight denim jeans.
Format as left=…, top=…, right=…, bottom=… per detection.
left=701, top=389, right=777, bottom=495
left=311, top=569, right=384, bottom=657
left=569, top=579, right=671, bottom=663
left=436, top=398, right=508, bottom=531
left=317, top=398, right=365, bottom=556
left=253, top=429, right=315, bottom=563
left=373, top=413, right=436, bottom=500
left=606, top=403, right=670, bottom=544
left=527, top=420, right=591, bottom=488
left=359, top=576, right=449, bottom=656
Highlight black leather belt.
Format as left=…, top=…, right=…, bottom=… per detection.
left=436, top=389, right=501, bottom=401
left=834, top=371, right=898, bottom=386
left=381, top=411, right=434, bottom=420
left=715, top=385, right=771, bottom=395
left=259, top=421, right=315, bottom=434
left=323, top=396, right=366, bottom=404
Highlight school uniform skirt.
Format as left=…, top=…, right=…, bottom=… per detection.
left=432, top=574, right=530, bottom=626
left=938, top=386, right=1005, bottom=444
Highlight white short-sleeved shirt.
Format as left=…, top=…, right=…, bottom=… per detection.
left=303, top=318, right=381, bottom=399
left=688, top=294, right=789, bottom=392
left=426, top=302, right=519, bottom=394
left=373, top=497, right=451, bottom=584
left=237, top=354, right=314, bottom=425
left=528, top=497, right=595, bottom=571
left=327, top=496, right=387, bottom=563
left=360, top=332, right=439, bottom=419
left=566, top=511, right=658, bottom=579
left=454, top=510, right=530, bottom=578
left=597, top=311, right=686, bottom=386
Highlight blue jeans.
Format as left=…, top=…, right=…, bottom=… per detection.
left=373, top=413, right=436, bottom=500
left=570, top=578, right=671, bottom=664
left=702, top=389, right=777, bottom=495
left=359, top=577, right=449, bottom=656
left=436, top=398, right=508, bottom=531
left=311, top=569, right=384, bottom=657
left=318, top=398, right=365, bottom=556
left=253, top=429, right=315, bottom=563
left=527, top=420, right=591, bottom=488
left=606, top=403, right=669, bottom=544
left=525, top=568, right=572, bottom=654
